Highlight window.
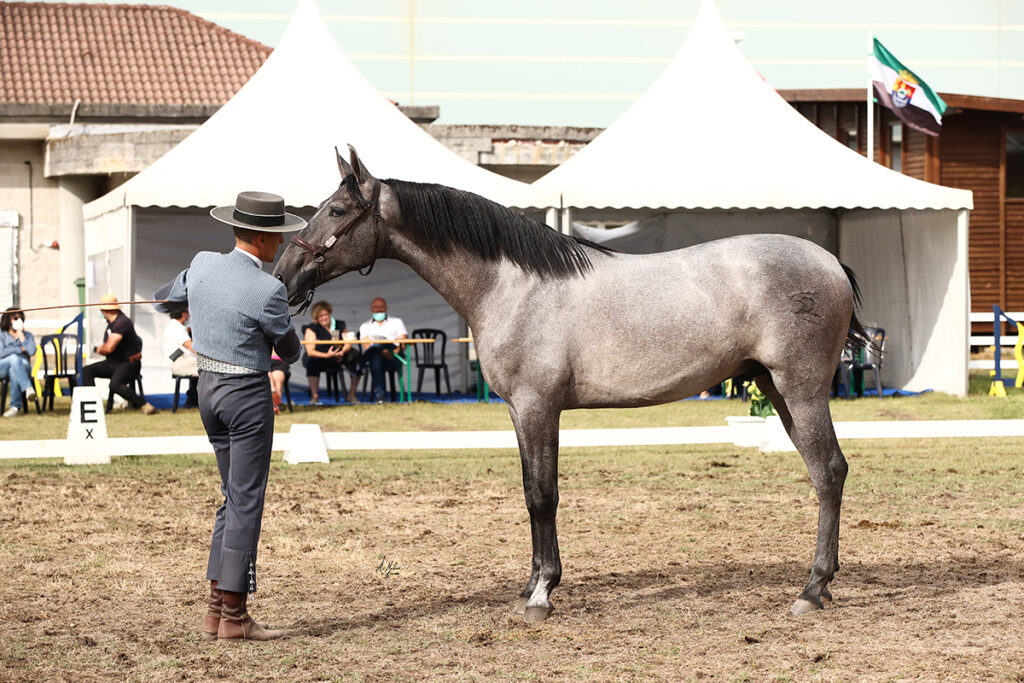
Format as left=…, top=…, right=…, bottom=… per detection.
left=889, top=123, right=902, bottom=173
left=844, top=127, right=857, bottom=151
left=1008, top=132, right=1024, bottom=199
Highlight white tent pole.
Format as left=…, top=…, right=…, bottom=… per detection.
left=545, top=207, right=559, bottom=232
left=866, top=31, right=874, bottom=164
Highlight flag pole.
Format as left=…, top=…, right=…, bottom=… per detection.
left=866, top=31, right=874, bottom=163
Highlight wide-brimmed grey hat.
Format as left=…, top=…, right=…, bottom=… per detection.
left=210, top=191, right=306, bottom=232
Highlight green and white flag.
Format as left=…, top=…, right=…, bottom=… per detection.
left=869, top=37, right=947, bottom=136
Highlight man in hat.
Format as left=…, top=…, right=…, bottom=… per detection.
left=82, top=294, right=156, bottom=414
left=154, top=191, right=304, bottom=641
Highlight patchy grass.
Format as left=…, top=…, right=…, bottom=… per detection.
left=1, top=391, right=1024, bottom=679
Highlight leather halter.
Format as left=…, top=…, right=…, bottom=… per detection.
left=289, top=178, right=382, bottom=314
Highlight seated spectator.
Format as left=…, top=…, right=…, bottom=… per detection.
left=303, top=301, right=360, bottom=405
left=82, top=294, right=156, bottom=414
left=358, top=297, right=407, bottom=403
left=0, top=307, right=38, bottom=417
left=163, top=307, right=198, bottom=409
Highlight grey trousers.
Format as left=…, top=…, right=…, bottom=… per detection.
left=199, top=370, right=274, bottom=594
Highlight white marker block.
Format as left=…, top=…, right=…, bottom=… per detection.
left=725, top=415, right=767, bottom=448
left=283, top=424, right=330, bottom=464
left=759, top=414, right=797, bottom=453
left=65, top=386, right=111, bottom=465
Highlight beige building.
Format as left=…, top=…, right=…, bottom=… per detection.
left=0, top=2, right=268, bottom=311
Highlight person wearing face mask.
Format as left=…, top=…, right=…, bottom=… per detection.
left=0, top=307, right=38, bottom=417
left=357, top=297, right=407, bottom=403
left=82, top=294, right=156, bottom=415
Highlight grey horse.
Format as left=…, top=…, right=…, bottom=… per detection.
left=274, top=147, right=867, bottom=621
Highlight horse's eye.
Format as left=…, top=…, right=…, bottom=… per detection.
left=329, top=207, right=346, bottom=218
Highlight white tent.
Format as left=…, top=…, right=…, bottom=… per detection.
left=525, top=0, right=973, bottom=395
left=83, top=0, right=532, bottom=396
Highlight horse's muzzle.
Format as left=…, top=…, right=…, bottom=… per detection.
left=272, top=249, right=316, bottom=306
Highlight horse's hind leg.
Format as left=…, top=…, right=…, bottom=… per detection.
left=755, top=373, right=848, bottom=615
left=507, top=399, right=562, bottom=622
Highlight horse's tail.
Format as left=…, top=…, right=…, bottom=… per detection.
left=841, top=263, right=879, bottom=355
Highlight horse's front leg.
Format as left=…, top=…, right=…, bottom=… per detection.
left=507, top=400, right=561, bottom=622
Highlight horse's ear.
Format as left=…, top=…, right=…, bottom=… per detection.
left=348, top=144, right=374, bottom=183
left=336, top=146, right=354, bottom=178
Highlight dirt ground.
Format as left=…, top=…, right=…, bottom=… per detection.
left=1, top=437, right=1023, bottom=681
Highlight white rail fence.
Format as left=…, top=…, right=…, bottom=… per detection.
left=969, top=310, right=1024, bottom=371
left=7, top=419, right=1024, bottom=463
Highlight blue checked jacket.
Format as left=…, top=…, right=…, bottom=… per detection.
left=154, top=250, right=298, bottom=372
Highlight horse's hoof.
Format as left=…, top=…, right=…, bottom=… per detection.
left=789, top=598, right=822, bottom=616
left=523, top=605, right=553, bottom=622
left=513, top=597, right=528, bottom=615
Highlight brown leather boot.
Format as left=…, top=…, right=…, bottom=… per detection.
left=217, top=590, right=287, bottom=641
left=203, top=581, right=223, bottom=639
left=204, top=580, right=271, bottom=638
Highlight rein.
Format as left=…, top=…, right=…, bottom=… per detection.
left=289, top=179, right=382, bottom=316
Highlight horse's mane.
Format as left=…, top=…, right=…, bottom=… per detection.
left=384, top=179, right=613, bottom=278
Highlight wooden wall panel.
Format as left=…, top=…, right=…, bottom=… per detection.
left=1006, top=201, right=1024, bottom=310
left=819, top=104, right=838, bottom=140
left=903, top=128, right=927, bottom=180
left=941, top=116, right=1002, bottom=313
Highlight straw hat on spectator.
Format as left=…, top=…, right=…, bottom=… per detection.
left=98, top=294, right=120, bottom=311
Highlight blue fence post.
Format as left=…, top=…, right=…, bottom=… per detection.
left=994, top=304, right=1002, bottom=384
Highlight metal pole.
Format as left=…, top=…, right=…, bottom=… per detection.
left=867, top=32, right=874, bottom=163
left=994, top=305, right=1002, bottom=384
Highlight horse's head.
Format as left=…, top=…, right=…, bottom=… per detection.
left=273, top=145, right=389, bottom=308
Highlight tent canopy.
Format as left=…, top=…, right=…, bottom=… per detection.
left=524, top=0, right=972, bottom=397
left=84, top=0, right=530, bottom=218
left=525, top=0, right=972, bottom=212
left=81, top=0, right=534, bottom=396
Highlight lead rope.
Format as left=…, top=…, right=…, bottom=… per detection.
left=294, top=288, right=315, bottom=317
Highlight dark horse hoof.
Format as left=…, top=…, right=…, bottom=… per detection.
left=523, top=605, right=553, bottom=622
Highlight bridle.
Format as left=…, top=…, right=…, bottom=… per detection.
left=288, top=177, right=382, bottom=315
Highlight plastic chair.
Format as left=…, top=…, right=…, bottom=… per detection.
left=0, top=377, right=42, bottom=414
left=39, top=333, right=79, bottom=412
left=839, top=327, right=886, bottom=399
left=324, top=367, right=344, bottom=402
left=411, top=328, right=451, bottom=397
left=281, top=377, right=294, bottom=411
left=171, top=374, right=199, bottom=413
